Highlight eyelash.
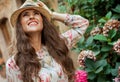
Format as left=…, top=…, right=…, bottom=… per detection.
left=34, top=12, right=40, bottom=15
left=22, top=13, right=28, bottom=17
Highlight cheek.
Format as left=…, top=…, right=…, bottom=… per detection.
left=38, top=22, right=43, bottom=32
left=20, top=18, right=28, bottom=31
left=40, top=20, right=43, bottom=27
left=38, top=17, right=43, bottom=29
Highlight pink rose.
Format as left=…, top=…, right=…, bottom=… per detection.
left=74, top=70, right=88, bottom=82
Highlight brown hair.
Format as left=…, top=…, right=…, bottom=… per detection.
left=13, top=14, right=75, bottom=82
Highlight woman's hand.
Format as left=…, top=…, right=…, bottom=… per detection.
left=37, top=1, right=52, bottom=16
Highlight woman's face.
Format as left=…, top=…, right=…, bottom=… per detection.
left=20, top=9, right=43, bottom=33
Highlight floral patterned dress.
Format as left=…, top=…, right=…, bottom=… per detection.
left=6, top=14, right=89, bottom=82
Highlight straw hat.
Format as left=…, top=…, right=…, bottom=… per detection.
left=10, top=0, right=51, bottom=27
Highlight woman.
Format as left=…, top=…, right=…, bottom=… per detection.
left=6, top=0, right=89, bottom=82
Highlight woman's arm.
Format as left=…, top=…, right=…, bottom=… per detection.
left=52, top=12, right=89, bottom=48
left=51, top=12, right=68, bottom=22
left=37, top=1, right=89, bottom=48
left=52, top=12, right=89, bottom=35
left=52, top=12, right=89, bottom=28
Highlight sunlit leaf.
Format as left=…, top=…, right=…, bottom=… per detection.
left=108, top=29, right=117, bottom=39
left=93, top=34, right=108, bottom=41
left=105, top=11, right=112, bottom=19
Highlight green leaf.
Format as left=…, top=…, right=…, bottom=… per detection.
left=101, top=53, right=108, bottom=59
left=115, top=62, right=120, bottom=69
left=112, top=4, right=120, bottom=13
left=93, top=34, right=108, bottom=42
left=78, top=44, right=87, bottom=50
left=92, top=46, right=100, bottom=56
left=112, top=14, right=120, bottom=19
left=111, top=69, right=118, bottom=76
left=85, top=25, right=94, bottom=34
left=78, top=36, right=85, bottom=44
left=95, top=67, right=103, bottom=73
left=93, top=50, right=100, bottom=56
left=101, top=45, right=112, bottom=52
left=104, top=64, right=111, bottom=74
left=98, top=13, right=111, bottom=23
left=85, top=68, right=93, bottom=72
left=95, top=60, right=107, bottom=68
left=88, top=72, right=96, bottom=80
left=86, top=36, right=93, bottom=46
left=111, top=62, right=120, bottom=76
left=85, top=58, right=95, bottom=70
left=108, top=41, right=115, bottom=46
left=105, top=11, right=112, bottom=19
left=108, top=29, right=117, bottom=39
left=98, top=18, right=106, bottom=23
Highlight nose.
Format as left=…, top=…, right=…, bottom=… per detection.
left=29, top=14, right=35, bottom=20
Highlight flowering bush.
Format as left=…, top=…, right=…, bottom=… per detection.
left=57, top=0, right=120, bottom=81
left=73, top=12, right=120, bottom=82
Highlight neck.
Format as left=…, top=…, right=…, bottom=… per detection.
left=29, top=32, right=42, bottom=52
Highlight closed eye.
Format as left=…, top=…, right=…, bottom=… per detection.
left=34, top=10, right=40, bottom=15
left=21, top=11, right=29, bottom=17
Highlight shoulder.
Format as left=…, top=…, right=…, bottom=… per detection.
left=6, top=56, right=22, bottom=81
left=6, top=56, right=19, bottom=71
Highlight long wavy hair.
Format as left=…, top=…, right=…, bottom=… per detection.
left=12, top=13, right=75, bottom=82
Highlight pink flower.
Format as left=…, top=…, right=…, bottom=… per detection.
left=74, top=70, right=88, bottom=82
left=113, top=77, right=120, bottom=82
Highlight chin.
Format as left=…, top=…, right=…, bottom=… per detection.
left=26, top=29, right=42, bottom=34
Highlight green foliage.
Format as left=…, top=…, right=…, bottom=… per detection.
left=73, top=13, right=120, bottom=82
left=112, top=4, right=120, bottom=13
left=112, top=4, right=120, bottom=19
left=59, top=0, right=120, bottom=26
left=76, top=25, right=120, bottom=81
left=33, top=0, right=38, bottom=2
left=58, top=1, right=120, bottom=81
left=57, top=0, right=120, bottom=81
left=98, top=11, right=112, bottom=24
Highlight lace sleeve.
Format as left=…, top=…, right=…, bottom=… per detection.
left=61, top=29, right=81, bottom=49
left=61, top=14, right=89, bottom=48
left=64, top=14, right=89, bottom=27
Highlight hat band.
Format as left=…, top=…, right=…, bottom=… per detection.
left=23, top=4, right=36, bottom=7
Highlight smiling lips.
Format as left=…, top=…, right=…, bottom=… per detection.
left=28, top=21, right=38, bottom=26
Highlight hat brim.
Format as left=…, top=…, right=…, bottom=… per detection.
left=10, top=6, right=51, bottom=27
